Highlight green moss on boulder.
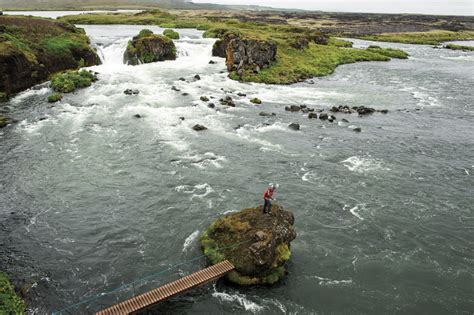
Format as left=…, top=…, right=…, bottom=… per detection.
left=47, top=92, right=63, bottom=102
left=163, top=29, right=180, bottom=40
left=0, top=272, right=26, bottom=314
left=200, top=204, right=296, bottom=286
left=124, top=30, right=177, bottom=65
left=250, top=98, right=262, bottom=104
left=50, top=69, right=98, bottom=93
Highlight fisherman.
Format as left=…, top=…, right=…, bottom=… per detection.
left=263, top=183, right=276, bottom=214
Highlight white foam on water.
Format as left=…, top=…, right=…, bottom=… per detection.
left=10, top=87, right=50, bottom=104
left=440, top=55, right=474, bottom=62
left=182, top=230, right=200, bottom=252
left=341, top=156, right=390, bottom=173
left=312, top=275, right=353, bottom=286
left=191, top=183, right=214, bottom=200
left=212, top=291, right=265, bottom=313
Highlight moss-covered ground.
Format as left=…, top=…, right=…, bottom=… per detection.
left=0, top=15, right=94, bottom=62
left=200, top=205, right=294, bottom=285
left=60, top=10, right=410, bottom=84
left=359, top=30, right=474, bottom=45
left=0, top=272, right=25, bottom=314
left=444, top=43, right=474, bottom=51
left=163, top=29, right=180, bottom=40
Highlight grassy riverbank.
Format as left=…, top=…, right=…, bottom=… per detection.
left=0, top=15, right=100, bottom=96
left=445, top=43, right=474, bottom=51
left=359, top=30, right=474, bottom=45
left=60, top=10, right=409, bottom=84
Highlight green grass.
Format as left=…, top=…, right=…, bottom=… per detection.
left=445, top=43, right=474, bottom=51
left=41, top=36, right=87, bottom=56
left=50, top=70, right=98, bottom=93
left=359, top=30, right=474, bottom=45
left=367, top=45, right=409, bottom=59
left=0, top=272, right=26, bottom=314
left=163, top=29, right=180, bottom=40
left=231, top=43, right=400, bottom=84
left=328, top=37, right=353, bottom=48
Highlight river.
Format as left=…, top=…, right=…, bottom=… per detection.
left=0, top=17, right=473, bottom=315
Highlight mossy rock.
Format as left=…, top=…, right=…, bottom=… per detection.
left=0, top=272, right=26, bottom=314
left=163, top=29, right=180, bottom=40
left=50, top=70, right=98, bottom=93
left=200, top=204, right=296, bottom=286
left=0, top=115, right=16, bottom=128
left=47, top=92, right=63, bottom=103
left=124, top=30, right=177, bottom=65
left=250, top=98, right=262, bottom=104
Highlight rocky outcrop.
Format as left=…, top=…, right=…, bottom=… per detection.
left=0, top=16, right=100, bottom=97
left=212, top=32, right=240, bottom=58
left=123, top=30, right=176, bottom=65
left=200, top=204, right=296, bottom=285
left=226, top=38, right=277, bottom=74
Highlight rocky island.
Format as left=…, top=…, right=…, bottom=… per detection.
left=124, top=29, right=177, bottom=65
left=200, top=204, right=296, bottom=285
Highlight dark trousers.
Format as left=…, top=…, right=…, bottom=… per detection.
left=263, top=199, right=272, bottom=213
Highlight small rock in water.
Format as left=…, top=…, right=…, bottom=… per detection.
left=179, top=77, right=186, bottom=81
left=353, top=127, right=362, bottom=132
left=208, top=103, right=215, bottom=109
left=308, top=113, right=318, bottom=119
left=341, top=118, right=349, bottom=123
left=171, top=86, right=181, bottom=92
left=182, top=93, right=189, bottom=96
left=319, top=113, right=328, bottom=120
left=356, top=106, right=375, bottom=115
left=289, top=123, right=300, bottom=131
left=259, top=112, right=276, bottom=117
left=250, top=98, right=262, bottom=104
left=179, top=117, right=185, bottom=121
left=194, top=74, right=201, bottom=80
left=209, top=60, right=216, bottom=64
left=192, top=124, right=207, bottom=131
left=133, top=114, right=141, bottom=118
left=124, top=89, right=139, bottom=95
left=285, top=105, right=302, bottom=112
left=378, top=109, right=389, bottom=114
left=220, top=96, right=235, bottom=107
left=200, top=96, right=209, bottom=102
left=237, top=92, right=247, bottom=97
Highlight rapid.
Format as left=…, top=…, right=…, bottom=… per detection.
left=0, top=23, right=473, bottom=314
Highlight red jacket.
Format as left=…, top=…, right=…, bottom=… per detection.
left=264, top=188, right=273, bottom=200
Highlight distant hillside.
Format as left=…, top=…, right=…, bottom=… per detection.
left=0, top=0, right=194, bottom=10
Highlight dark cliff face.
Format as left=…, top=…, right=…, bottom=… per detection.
left=124, top=31, right=177, bottom=65
left=211, top=32, right=277, bottom=75
left=0, top=16, right=100, bottom=98
left=226, top=38, right=277, bottom=73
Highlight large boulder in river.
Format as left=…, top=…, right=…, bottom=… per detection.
left=212, top=32, right=240, bottom=58
left=226, top=38, right=277, bottom=74
left=200, top=204, right=296, bottom=285
left=124, top=29, right=176, bottom=65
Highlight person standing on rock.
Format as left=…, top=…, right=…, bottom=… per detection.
left=263, top=184, right=276, bottom=214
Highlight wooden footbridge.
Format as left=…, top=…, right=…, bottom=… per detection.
left=95, top=260, right=235, bottom=315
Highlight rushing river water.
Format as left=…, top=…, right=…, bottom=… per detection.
left=0, top=21, right=474, bottom=314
